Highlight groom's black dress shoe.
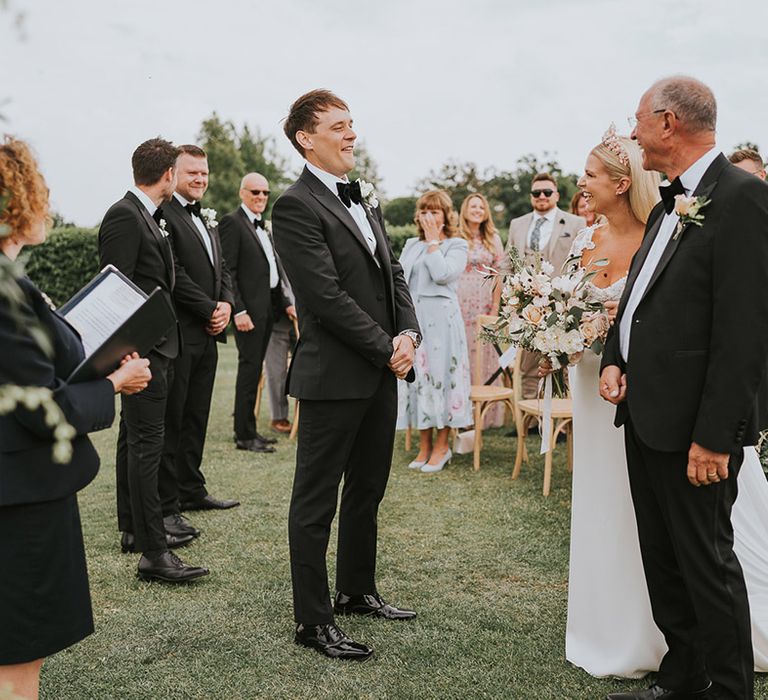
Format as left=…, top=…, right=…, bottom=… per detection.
left=120, top=531, right=193, bottom=553
left=235, top=438, right=276, bottom=453
left=254, top=431, right=277, bottom=445
left=294, top=623, right=373, bottom=661
left=607, top=682, right=712, bottom=699
left=180, top=494, right=241, bottom=511
left=137, top=551, right=209, bottom=583
left=163, top=513, right=200, bottom=538
left=333, top=592, right=417, bottom=620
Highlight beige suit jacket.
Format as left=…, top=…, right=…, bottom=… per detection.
left=505, top=208, right=586, bottom=273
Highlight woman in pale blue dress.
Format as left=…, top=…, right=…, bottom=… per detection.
left=397, top=190, right=472, bottom=473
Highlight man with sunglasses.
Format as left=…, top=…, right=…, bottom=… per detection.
left=219, top=173, right=291, bottom=453
left=506, top=171, right=585, bottom=397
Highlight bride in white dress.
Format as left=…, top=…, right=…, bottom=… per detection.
left=564, top=130, right=768, bottom=678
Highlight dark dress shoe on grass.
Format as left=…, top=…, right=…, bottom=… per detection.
left=163, top=513, right=200, bottom=538
left=235, top=438, right=276, bottom=453
left=294, top=623, right=373, bottom=661
left=334, top=592, right=417, bottom=620
left=137, top=551, right=209, bottom=583
left=120, top=531, right=193, bottom=553
left=254, top=431, right=277, bottom=445
left=607, top=683, right=712, bottom=699
left=180, top=494, right=241, bottom=511
left=270, top=419, right=292, bottom=433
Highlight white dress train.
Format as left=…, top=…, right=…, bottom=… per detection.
left=565, top=227, right=768, bottom=677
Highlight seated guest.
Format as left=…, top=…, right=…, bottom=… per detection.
left=0, top=137, right=151, bottom=700
left=570, top=190, right=596, bottom=226
left=729, top=147, right=766, bottom=180
left=397, top=190, right=472, bottom=473
left=457, top=193, right=506, bottom=428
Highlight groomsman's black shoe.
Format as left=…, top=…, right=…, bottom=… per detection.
left=163, top=513, right=201, bottom=538
left=180, top=494, right=241, bottom=511
left=606, top=682, right=712, bottom=699
left=137, top=551, right=209, bottom=583
left=120, top=531, right=193, bottom=553
left=294, top=623, right=373, bottom=661
left=334, top=592, right=417, bottom=621
left=235, top=438, right=276, bottom=453
left=254, top=431, right=278, bottom=445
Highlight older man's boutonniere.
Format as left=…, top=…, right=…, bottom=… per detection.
left=201, top=207, right=218, bottom=228
left=673, top=194, right=711, bottom=240
left=158, top=218, right=169, bottom=237
left=357, top=179, right=379, bottom=209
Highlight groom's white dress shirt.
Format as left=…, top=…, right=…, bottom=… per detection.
left=619, top=147, right=720, bottom=362
left=129, top=186, right=158, bottom=217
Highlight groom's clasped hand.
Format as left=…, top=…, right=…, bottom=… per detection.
left=388, top=334, right=415, bottom=379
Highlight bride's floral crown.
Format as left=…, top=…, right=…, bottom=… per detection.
left=601, top=123, right=630, bottom=168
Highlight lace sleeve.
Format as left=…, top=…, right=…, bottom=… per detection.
left=568, top=225, right=598, bottom=265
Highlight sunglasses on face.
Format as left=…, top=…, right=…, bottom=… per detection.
left=246, top=189, right=270, bottom=196
left=531, top=189, right=554, bottom=198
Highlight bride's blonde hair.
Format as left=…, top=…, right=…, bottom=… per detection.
left=591, top=136, right=660, bottom=224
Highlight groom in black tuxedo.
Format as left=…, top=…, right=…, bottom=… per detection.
left=601, top=77, right=768, bottom=700
left=272, top=89, right=421, bottom=660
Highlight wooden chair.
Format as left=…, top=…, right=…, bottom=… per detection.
left=468, top=314, right=516, bottom=471
left=512, top=352, right=573, bottom=496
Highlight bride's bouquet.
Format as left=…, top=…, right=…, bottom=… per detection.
left=484, top=248, right=610, bottom=397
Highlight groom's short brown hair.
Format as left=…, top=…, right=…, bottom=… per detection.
left=283, top=89, right=349, bottom=157
left=132, top=138, right=180, bottom=186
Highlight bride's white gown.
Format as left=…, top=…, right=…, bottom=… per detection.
left=565, top=228, right=768, bottom=677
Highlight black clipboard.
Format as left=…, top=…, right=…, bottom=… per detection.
left=62, top=265, right=176, bottom=383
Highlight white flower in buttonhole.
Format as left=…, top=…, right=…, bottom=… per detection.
left=673, top=194, right=710, bottom=239
left=357, top=179, right=379, bottom=208
left=201, top=208, right=218, bottom=228
left=158, top=219, right=169, bottom=237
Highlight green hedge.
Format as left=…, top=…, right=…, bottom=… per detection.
left=23, top=227, right=99, bottom=307
left=386, top=224, right=417, bottom=257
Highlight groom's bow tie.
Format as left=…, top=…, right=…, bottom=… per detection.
left=185, top=201, right=202, bottom=218
left=337, top=181, right=362, bottom=208
left=659, top=177, right=686, bottom=215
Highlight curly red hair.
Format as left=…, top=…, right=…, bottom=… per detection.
left=0, top=136, right=49, bottom=241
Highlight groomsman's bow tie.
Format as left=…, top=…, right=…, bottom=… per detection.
left=185, top=202, right=202, bottom=218
left=659, top=177, right=686, bottom=215
left=253, top=217, right=265, bottom=231
left=152, top=207, right=164, bottom=224
left=337, top=181, right=362, bottom=208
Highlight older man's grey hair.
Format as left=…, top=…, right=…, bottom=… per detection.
left=649, top=75, right=717, bottom=133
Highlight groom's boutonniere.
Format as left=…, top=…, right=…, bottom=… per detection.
left=158, top=218, right=169, bottom=237
left=357, top=179, right=379, bottom=209
left=673, top=194, right=711, bottom=240
left=200, top=207, right=218, bottom=228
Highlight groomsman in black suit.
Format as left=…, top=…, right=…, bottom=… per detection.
left=219, top=173, right=289, bottom=453
left=272, top=90, right=421, bottom=660
left=602, top=77, right=768, bottom=700
left=98, top=138, right=208, bottom=583
left=158, top=144, right=240, bottom=530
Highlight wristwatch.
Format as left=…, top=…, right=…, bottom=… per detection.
left=399, top=329, right=422, bottom=349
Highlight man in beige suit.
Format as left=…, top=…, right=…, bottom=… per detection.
left=506, top=172, right=586, bottom=397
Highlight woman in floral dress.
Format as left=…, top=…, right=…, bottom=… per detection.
left=457, top=194, right=507, bottom=428
left=397, top=191, right=472, bottom=473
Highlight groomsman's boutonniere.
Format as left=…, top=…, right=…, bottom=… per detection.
left=158, top=218, right=169, bottom=237
left=673, top=194, right=711, bottom=240
left=201, top=207, right=218, bottom=228
left=357, top=179, right=379, bottom=209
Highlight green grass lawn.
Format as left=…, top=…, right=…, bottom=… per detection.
left=39, top=344, right=768, bottom=699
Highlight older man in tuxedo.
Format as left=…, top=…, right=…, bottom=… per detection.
left=602, top=76, right=768, bottom=700
left=158, top=144, right=239, bottom=531
left=506, top=172, right=585, bottom=397
left=98, top=138, right=208, bottom=583
left=272, top=89, right=420, bottom=661
left=219, top=173, right=291, bottom=453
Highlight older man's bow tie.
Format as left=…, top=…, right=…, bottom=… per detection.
left=659, top=177, right=685, bottom=215
left=252, top=217, right=265, bottom=231
left=337, top=181, right=362, bottom=208
left=185, top=202, right=202, bottom=218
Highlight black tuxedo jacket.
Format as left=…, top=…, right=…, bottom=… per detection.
left=219, top=207, right=290, bottom=322
left=0, top=275, right=115, bottom=506
left=271, top=167, right=419, bottom=401
left=602, top=154, right=768, bottom=453
left=162, top=196, right=234, bottom=345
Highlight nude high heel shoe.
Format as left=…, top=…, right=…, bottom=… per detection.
left=421, top=449, right=451, bottom=473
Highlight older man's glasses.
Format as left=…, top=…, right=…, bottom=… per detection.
left=627, top=109, right=666, bottom=129
left=246, top=189, right=270, bottom=196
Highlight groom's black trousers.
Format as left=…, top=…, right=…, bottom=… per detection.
left=288, top=370, right=397, bottom=625
left=624, top=417, right=753, bottom=700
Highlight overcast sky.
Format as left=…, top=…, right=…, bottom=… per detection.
left=3, top=0, right=767, bottom=225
